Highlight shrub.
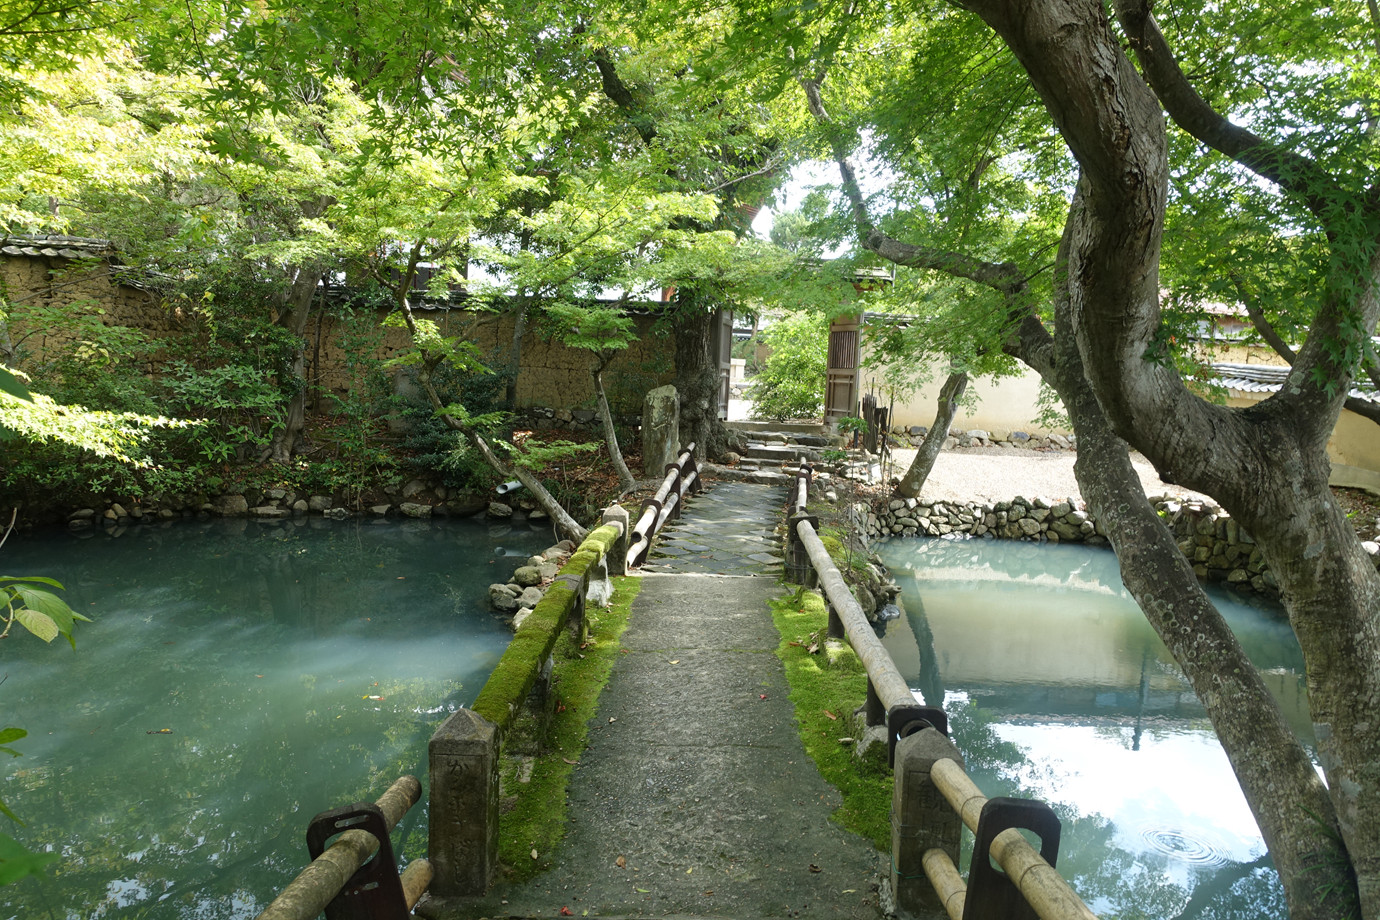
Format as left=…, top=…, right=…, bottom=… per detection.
left=747, top=312, right=828, bottom=421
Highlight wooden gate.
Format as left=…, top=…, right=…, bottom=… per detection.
left=826, top=315, right=860, bottom=423
left=714, top=309, right=733, bottom=420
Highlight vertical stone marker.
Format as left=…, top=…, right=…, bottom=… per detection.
left=428, top=708, right=500, bottom=898
left=641, top=384, right=680, bottom=478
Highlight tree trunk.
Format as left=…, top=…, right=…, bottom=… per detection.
left=893, top=372, right=967, bottom=499
left=592, top=361, right=636, bottom=493
left=0, top=311, right=15, bottom=366
left=270, top=263, right=322, bottom=464
left=673, top=290, right=727, bottom=460
left=807, top=43, right=1359, bottom=910
left=467, top=429, right=588, bottom=544
left=1033, top=323, right=1356, bottom=920
left=954, top=3, right=1371, bottom=910
left=504, top=298, right=528, bottom=411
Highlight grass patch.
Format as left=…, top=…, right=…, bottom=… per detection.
left=494, top=574, right=642, bottom=881
left=770, top=583, right=893, bottom=850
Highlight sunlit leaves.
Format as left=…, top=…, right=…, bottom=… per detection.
left=2, top=576, right=89, bottom=647
left=0, top=383, right=185, bottom=464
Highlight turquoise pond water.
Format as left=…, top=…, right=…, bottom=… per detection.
left=877, top=536, right=1305, bottom=919
left=0, top=515, right=551, bottom=920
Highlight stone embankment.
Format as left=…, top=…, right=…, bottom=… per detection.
left=859, top=492, right=1380, bottom=596
left=59, top=477, right=559, bottom=529
left=901, top=426, right=1077, bottom=452
left=487, top=539, right=576, bottom=631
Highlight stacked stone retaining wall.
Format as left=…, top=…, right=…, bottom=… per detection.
left=859, top=493, right=1380, bottom=597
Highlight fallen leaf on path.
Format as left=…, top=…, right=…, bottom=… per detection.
left=758, top=694, right=767, bottom=700
left=146, top=729, right=173, bottom=734
left=531, top=849, right=539, bottom=860
left=560, top=908, right=573, bottom=916
left=616, top=856, right=626, bottom=868
left=669, top=659, right=679, bottom=664
left=809, top=864, right=822, bottom=873
left=636, top=888, right=650, bottom=893
left=563, top=757, right=579, bottom=765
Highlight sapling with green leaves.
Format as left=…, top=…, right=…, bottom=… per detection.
left=387, top=309, right=591, bottom=543
left=545, top=302, right=639, bottom=493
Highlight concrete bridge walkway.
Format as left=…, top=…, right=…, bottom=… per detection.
left=459, top=479, right=884, bottom=919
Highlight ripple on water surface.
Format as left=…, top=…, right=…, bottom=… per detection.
left=1138, top=826, right=1235, bottom=868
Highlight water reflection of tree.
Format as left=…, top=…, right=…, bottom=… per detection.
left=903, top=592, right=946, bottom=708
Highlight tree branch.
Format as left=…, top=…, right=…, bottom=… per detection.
left=1112, top=0, right=1342, bottom=221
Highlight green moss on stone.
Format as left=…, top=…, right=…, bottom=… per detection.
left=497, top=576, right=642, bottom=880
left=565, top=548, right=600, bottom=577
left=469, top=534, right=619, bottom=735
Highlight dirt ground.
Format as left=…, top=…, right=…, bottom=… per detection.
left=888, top=444, right=1380, bottom=542
left=887, top=445, right=1209, bottom=504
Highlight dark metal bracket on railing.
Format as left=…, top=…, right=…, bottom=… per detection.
left=306, top=803, right=410, bottom=920
left=887, top=704, right=949, bottom=766
left=965, top=797, right=1062, bottom=920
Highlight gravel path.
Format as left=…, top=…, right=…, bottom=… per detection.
left=891, top=446, right=1212, bottom=505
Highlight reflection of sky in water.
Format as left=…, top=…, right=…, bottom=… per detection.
left=879, top=537, right=1299, bottom=916
left=996, top=722, right=1265, bottom=866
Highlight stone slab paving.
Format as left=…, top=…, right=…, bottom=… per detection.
left=452, top=575, right=884, bottom=920
left=640, top=479, right=787, bottom=576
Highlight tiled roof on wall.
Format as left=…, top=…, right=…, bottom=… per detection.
left=1213, top=361, right=1380, bottom=404
left=0, top=235, right=113, bottom=260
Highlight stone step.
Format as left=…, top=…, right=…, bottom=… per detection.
left=743, top=443, right=819, bottom=462
left=725, top=419, right=828, bottom=435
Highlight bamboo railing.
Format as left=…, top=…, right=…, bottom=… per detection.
left=256, top=776, right=430, bottom=920
left=625, top=443, right=699, bottom=567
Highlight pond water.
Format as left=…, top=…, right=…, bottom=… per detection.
left=0, top=515, right=551, bottom=920
left=876, top=536, right=1306, bottom=919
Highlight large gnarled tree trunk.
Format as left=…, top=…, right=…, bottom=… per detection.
left=956, top=1, right=1378, bottom=912
left=672, top=292, right=729, bottom=459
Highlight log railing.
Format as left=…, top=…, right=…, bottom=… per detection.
left=625, top=442, right=700, bottom=568
left=256, top=776, right=431, bottom=920
left=785, top=462, right=1098, bottom=920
